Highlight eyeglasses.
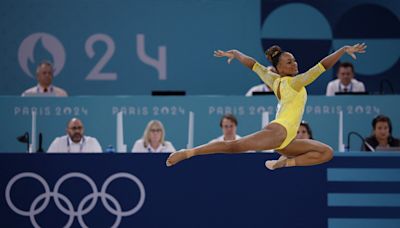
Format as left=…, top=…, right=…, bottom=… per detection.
left=222, top=125, right=235, bottom=129
left=69, top=126, right=83, bottom=130
left=150, top=129, right=162, bottom=133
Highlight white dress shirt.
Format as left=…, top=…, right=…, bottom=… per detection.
left=22, top=84, right=68, bottom=97
left=47, top=135, right=102, bottom=153
left=131, top=139, right=176, bottom=153
left=245, top=84, right=271, bottom=96
left=209, top=134, right=242, bottom=143
left=326, top=79, right=366, bottom=96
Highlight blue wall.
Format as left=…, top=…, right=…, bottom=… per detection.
left=0, top=0, right=398, bottom=95
left=1, top=153, right=400, bottom=228
left=2, top=95, right=399, bottom=152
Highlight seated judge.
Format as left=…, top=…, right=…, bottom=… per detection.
left=47, top=118, right=102, bottom=152
left=326, top=62, right=365, bottom=96
left=131, top=120, right=176, bottom=153
left=21, top=60, right=68, bottom=97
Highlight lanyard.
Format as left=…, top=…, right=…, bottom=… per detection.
left=338, top=82, right=352, bottom=92
left=67, top=137, right=85, bottom=152
left=147, top=144, right=164, bottom=152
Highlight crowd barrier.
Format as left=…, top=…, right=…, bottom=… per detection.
left=1, top=152, right=400, bottom=227
left=2, top=95, right=399, bottom=153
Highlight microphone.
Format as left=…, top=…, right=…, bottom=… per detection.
left=37, top=132, right=44, bottom=152
left=379, top=79, right=395, bottom=94
left=346, top=131, right=375, bottom=152
left=17, top=132, right=30, bottom=152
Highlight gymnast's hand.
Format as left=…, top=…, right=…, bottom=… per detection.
left=214, top=50, right=236, bottom=64
left=344, top=43, right=367, bottom=59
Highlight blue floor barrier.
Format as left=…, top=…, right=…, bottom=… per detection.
left=1, top=152, right=400, bottom=228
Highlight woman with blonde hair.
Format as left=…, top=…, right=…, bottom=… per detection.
left=132, top=120, right=176, bottom=153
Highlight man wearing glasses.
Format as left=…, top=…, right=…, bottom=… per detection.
left=47, top=118, right=102, bottom=153
left=131, top=120, right=176, bottom=153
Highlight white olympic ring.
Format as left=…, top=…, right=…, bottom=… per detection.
left=5, top=172, right=145, bottom=228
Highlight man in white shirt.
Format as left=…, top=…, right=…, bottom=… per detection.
left=210, top=114, right=241, bottom=143
left=21, top=61, right=68, bottom=97
left=47, top=118, right=102, bottom=153
left=326, top=62, right=366, bottom=96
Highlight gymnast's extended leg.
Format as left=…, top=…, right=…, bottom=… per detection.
left=265, top=139, right=333, bottom=170
left=166, top=123, right=286, bottom=166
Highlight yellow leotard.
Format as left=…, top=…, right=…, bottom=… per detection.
left=252, top=62, right=326, bottom=150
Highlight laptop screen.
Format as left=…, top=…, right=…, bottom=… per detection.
left=252, top=91, right=274, bottom=96
left=375, top=147, right=400, bottom=152
left=335, top=92, right=369, bottom=96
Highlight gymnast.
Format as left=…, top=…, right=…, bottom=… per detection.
left=166, top=43, right=367, bottom=170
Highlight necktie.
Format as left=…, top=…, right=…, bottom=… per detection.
left=343, top=87, right=348, bottom=92
left=43, top=88, right=48, bottom=93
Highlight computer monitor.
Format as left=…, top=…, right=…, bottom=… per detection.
left=335, top=91, right=369, bottom=96
left=375, top=147, right=400, bottom=152
left=22, top=92, right=58, bottom=97
left=151, top=90, right=186, bottom=96
left=252, top=91, right=274, bottom=96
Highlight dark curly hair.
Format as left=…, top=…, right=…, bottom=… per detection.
left=265, top=45, right=284, bottom=68
left=300, top=121, right=313, bottom=139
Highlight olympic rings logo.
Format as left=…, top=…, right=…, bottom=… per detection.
left=5, top=172, right=145, bottom=228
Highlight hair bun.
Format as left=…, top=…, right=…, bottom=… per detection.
left=265, top=45, right=282, bottom=62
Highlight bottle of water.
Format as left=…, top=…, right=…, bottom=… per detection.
left=106, top=145, right=116, bottom=153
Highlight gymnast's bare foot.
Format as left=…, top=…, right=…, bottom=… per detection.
left=277, top=155, right=287, bottom=161
left=166, top=149, right=192, bottom=167
left=265, top=156, right=287, bottom=170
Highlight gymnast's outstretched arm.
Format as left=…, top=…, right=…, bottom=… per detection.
left=214, top=49, right=280, bottom=89
left=214, top=49, right=256, bottom=68
left=321, top=43, right=366, bottom=70
left=290, top=43, right=367, bottom=91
